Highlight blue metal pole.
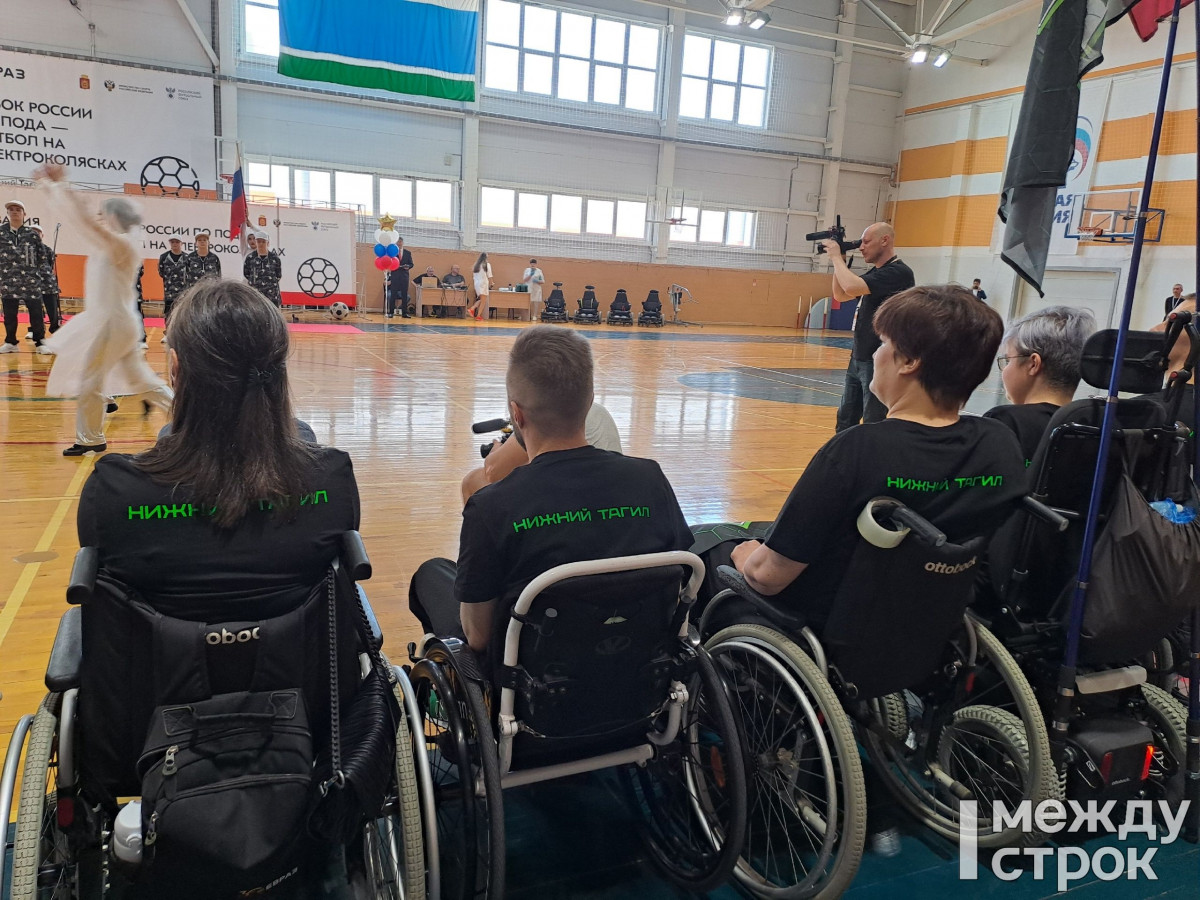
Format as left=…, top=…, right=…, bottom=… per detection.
left=1051, top=0, right=1184, bottom=744
left=1187, top=0, right=1200, bottom=847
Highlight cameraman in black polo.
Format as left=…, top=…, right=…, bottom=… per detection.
left=822, top=222, right=914, bottom=432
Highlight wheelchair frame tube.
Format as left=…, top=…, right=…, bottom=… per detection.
left=499, top=745, right=655, bottom=789
left=1056, top=0, right=1182, bottom=698
left=0, top=714, right=36, bottom=892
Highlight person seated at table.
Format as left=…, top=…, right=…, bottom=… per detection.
left=461, top=401, right=623, bottom=505
left=413, top=265, right=440, bottom=317
left=441, top=264, right=467, bottom=318
left=727, top=284, right=1026, bottom=636
left=983, top=305, right=1095, bottom=467
left=409, top=326, right=691, bottom=652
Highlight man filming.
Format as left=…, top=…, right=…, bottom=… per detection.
left=822, top=222, right=914, bottom=432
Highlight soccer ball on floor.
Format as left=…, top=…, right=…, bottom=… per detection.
left=329, top=301, right=350, bottom=320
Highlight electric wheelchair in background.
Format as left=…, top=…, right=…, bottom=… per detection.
left=406, top=551, right=748, bottom=900
left=539, top=282, right=569, bottom=323
left=607, top=289, right=633, bottom=326
left=982, top=325, right=1199, bottom=812
left=572, top=285, right=601, bottom=324
left=701, top=499, right=1059, bottom=898
left=0, top=532, right=425, bottom=900
left=637, top=290, right=664, bottom=327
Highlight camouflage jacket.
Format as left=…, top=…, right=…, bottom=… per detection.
left=243, top=250, right=282, bottom=303
left=0, top=222, right=42, bottom=301
left=36, top=241, right=60, bottom=294
left=158, top=250, right=190, bottom=301
left=184, top=251, right=222, bottom=288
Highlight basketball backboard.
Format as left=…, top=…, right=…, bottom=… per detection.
left=1064, top=187, right=1164, bottom=243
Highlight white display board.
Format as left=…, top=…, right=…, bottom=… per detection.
left=3, top=184, right=357, bottom=308
left=0, top=50, right=215, bottom=191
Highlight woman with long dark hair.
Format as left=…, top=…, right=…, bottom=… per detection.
left=468, top=252, right=493, bottom=321
left=76, top=280, right=360, bottom=618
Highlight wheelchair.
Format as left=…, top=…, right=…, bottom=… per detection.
left=539, top=282, right=568, bottom=323
left=700, top=499, right=1058, bottom=898
left=607, top=289, right=633, bottom=326
left=572, top=285, right=601, bottom=324
left=406, top=551, right=748, bottom=899
left=982, top=327, right=1198, bottom=812
left=0, top=532, right=426, bottom=900
left=637, top=290, right=664, bottom=327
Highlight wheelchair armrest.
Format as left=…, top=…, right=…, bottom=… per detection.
left=1021, top=496, right=1070, bottom=532
left=66, top=547, right=99, bottom=604
left=715, top=565, right=806, bottom=634
left=340, top=531, right=372, bottom=582
left=357, top=586, right=383, bottom=651
left=45, top=607, right=82, bottom=692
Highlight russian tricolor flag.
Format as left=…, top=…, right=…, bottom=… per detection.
left=230, top=145, right=249, bottom=253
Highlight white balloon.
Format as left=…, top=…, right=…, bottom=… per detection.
left=374, top=228, right=399, bottom=246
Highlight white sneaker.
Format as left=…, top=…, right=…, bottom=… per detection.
left=0, top=343, right=18, bottom=354
left=36, top=344, right=54, bottom=356
left=24, top=332, right=34, bottom=341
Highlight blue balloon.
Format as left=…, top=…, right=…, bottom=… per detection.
left=386, top=244, right=400, bottom=257
left=374, top=243, right=387, bottom=257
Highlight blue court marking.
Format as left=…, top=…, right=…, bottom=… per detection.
left=680, top=367, right=846, bottom=406
left=355, top=321, right=855, bottom=349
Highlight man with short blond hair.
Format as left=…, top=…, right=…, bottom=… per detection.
left=409, top=326, right=691, bottom=651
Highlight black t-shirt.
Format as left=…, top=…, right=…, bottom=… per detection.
left=456, top=446, right=693, bottom=607
left=983, top=402, right=1060, bottom=467
left=851, top=257, right=915, bottom=359
left=764, top=417, right=1026, bottom=629
left=76, top=448, right=360, bottom=620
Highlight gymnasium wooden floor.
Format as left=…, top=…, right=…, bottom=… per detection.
left=0, top=314, right=865, bottom=752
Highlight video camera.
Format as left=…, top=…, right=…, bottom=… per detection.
left=805, top=215, right=862, bottom=255
left=472, top=417, right=512, bottom=458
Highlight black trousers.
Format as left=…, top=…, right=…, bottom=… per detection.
left=386, top=272, right=410, bottom=317
left=408, top=557, right=466, bottom=639
left=3, top=295, right=44, bottom=344
left=43, top=292, right=61, bottom=332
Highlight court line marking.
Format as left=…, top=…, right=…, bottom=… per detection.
left=0, top=460, right=93, bottom=654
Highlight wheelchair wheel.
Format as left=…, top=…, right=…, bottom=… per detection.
left=10, top=693, right=101, bottom=900
left=861, top=623, right=1059, bottom=848
left=356, top=678, right=427, bottom=900
left=1140, top=683, right=1187, bottom=768
left=621, top=641, right=747, bottom=894
left=411, top=649, right=504, bottom=900
left=706, top=624, right=866, bottom=899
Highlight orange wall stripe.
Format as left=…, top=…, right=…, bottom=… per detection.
left=1096, top=109, right=1197, bottom=162
left=898, top=136, right=1009, bottom=182
left=893, top=194, right=996, bottom=247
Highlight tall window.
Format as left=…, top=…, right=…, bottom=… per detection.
left=678, top=34, right=770, bottom=127
left=247, top=162, right=291, bottom=201
left=670, top=205, right=757, bottom=247
left=484, top=1, right=661, bottom=112
left=243, top=0, right=280, bottom=57
left=479, top=186, right=647, bottom=241
left=335, top=171, right=374, bottom=214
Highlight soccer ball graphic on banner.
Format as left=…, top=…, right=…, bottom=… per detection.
left=139, top=156, right=201, bottom=197
left=329, top=301, right=350, bottom=320
left=297, top=258, right=341, bottom=299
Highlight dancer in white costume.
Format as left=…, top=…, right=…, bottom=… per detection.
left=35, top=164, right=173, bottom=456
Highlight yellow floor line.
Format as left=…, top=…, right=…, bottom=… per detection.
left=0, top=460, right=93, bottom=652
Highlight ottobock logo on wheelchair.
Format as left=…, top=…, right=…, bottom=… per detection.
left=205, top=626, right=261, bottom=645
left=958, top=799, right=1190, bottom=888
left=924, top=556, right=977, bottom=575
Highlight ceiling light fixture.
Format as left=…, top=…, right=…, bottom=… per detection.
left=725, top=8, right=745, bottom=25
left=910, top=44, right=929, bottom=64
left=747, top=11, right=770, bottom=29
left=933, top=48, right=951, bottom=67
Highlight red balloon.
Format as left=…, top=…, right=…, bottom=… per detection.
left=387, top=256, right=401, bottom=271
left=374, top=257, right=387, bottom=271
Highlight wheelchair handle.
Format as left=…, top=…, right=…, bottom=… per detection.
left=1021, top=496, right=1070, bottom=532
left=472, top=417, right=509, bottom=434
left=889, top=506, right=946, bottom=547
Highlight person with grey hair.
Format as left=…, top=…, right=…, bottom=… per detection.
left=408, top=325, right=691, bottom=651
left=34, top=164, right=172, bottom=456
left=984, top=304, right=1096, bottom=466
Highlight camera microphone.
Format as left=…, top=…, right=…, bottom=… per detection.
left=472, top=417, right=509, bottom=434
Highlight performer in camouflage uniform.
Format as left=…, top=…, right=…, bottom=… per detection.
left=184, top=231, right=222, bottom=292
left=0, top=199, right=47, bottom=353
left=243, top=232, right=282, bottom=306
left=158, top=235, right=189, bottom=329
left=30, top=224, right=62, bottom=335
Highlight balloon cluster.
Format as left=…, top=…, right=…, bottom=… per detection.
left=373, top=221, right=401, bottom=271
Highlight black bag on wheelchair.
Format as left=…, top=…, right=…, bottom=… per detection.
left=136, top=689, right=314, bottom=899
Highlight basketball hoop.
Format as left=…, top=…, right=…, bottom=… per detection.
left=1079, top=226, right=1105, bottom=239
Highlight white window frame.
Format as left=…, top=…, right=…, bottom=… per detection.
left=483, top=1, right=662, bottom=114
left=241, top=0, right=281, bottom=59
left=678, top=32, right=771, bottom=129
left=478, top=185, right=648, bottom=242
left=668, top=205, right=757, bottom=248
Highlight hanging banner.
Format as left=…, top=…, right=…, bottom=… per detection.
left=0, top=49, right=216, bottom=192
left=1, top=185, right=357, bottom=308
left=1049, top=80, right=1111, bottom=257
